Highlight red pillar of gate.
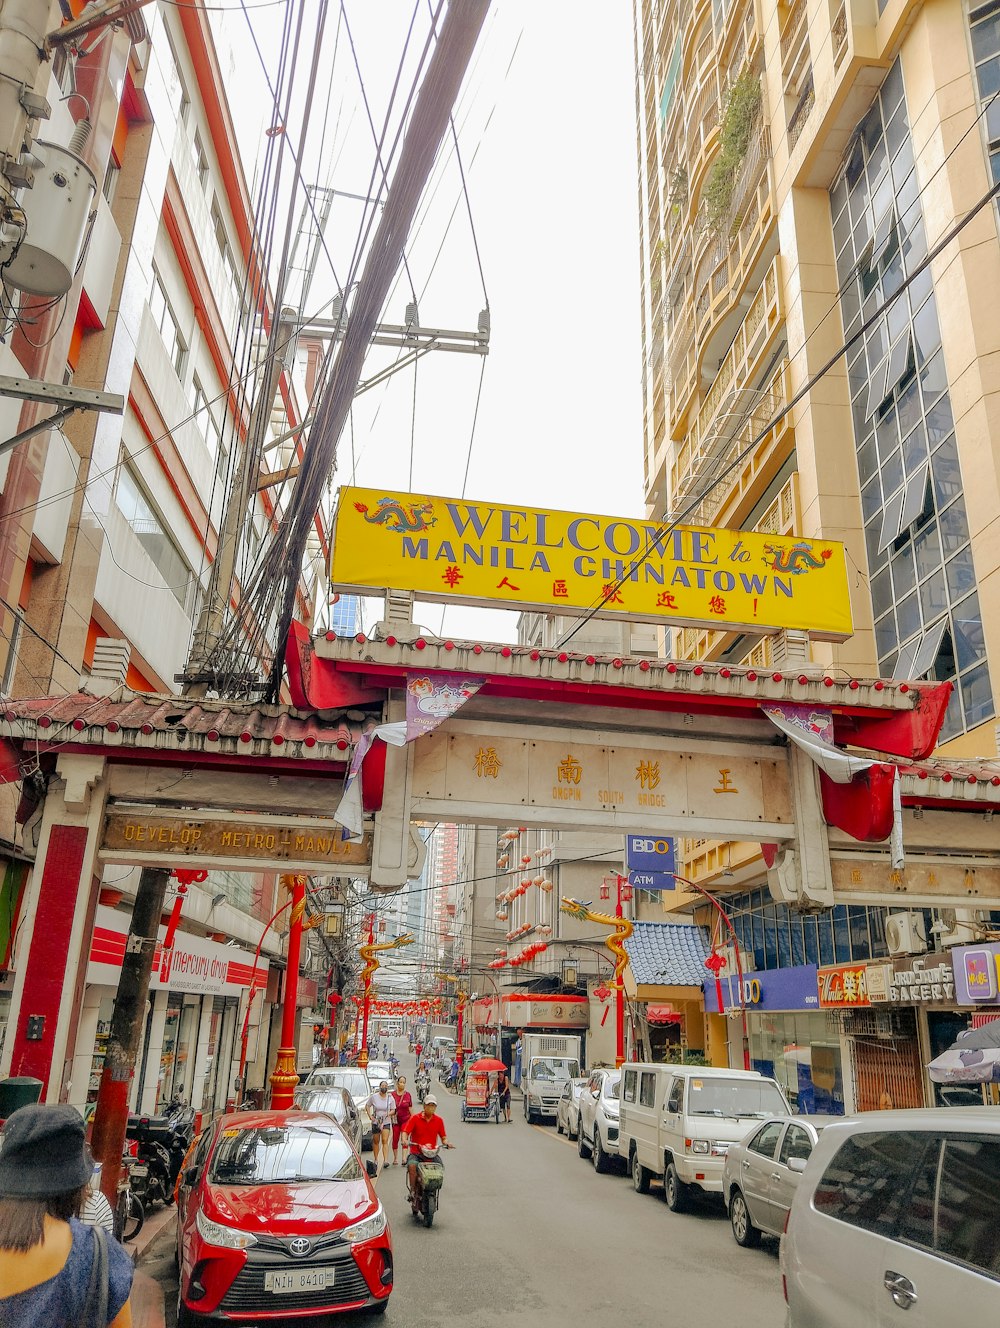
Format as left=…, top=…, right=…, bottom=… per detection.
left=269, top=875, right=307, bottom=1110
left=8, top=825, right=90, bottom=1090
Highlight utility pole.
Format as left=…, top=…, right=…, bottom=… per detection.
left=90, top=866, right=171, bottom=1207
left=181, top=307, right=299, bottom=695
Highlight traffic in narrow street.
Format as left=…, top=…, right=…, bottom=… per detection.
left=144, top=1041, right=784, bottom=1327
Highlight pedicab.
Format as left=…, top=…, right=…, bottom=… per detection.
left=460, top=1057, right=506, bottom=1123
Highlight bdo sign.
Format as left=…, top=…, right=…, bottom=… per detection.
left=626, top=835, right=676, bottom=890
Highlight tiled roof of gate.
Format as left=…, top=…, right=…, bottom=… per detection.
left=0, top=692, right=369, bottom=763
left=624, top=922, right=711, bottom=987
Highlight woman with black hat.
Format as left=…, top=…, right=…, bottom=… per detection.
left=0, top=1103, right=133, bottom=1326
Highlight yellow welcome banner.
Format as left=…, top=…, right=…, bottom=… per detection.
left=330, top=487, right=854, bottom=640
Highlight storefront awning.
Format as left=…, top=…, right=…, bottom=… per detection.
left=646, top=1005, right=681, bottom=1025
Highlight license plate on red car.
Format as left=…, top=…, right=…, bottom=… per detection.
left=264, top=1267, right=336, bottom=1293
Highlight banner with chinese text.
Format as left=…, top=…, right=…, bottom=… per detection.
left=331, top=486, right=854, bottom=639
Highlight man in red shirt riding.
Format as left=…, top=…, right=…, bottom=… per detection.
left=401, top=1094, right=453, bottom=1194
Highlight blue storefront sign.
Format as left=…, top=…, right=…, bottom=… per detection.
left=626, top=835, right=676, bottom=882
left=703, top=963, right=820, bottom=1014
left=628, top=869, right=676, bottom=891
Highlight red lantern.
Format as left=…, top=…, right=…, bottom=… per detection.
left=599, top=883, right=611, bottom=901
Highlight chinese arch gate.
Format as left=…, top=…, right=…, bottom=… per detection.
left=4, top=626, right=1000, bottom=1100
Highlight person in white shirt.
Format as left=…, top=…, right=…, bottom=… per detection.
left=366, top=1081, right=395, bottom=1171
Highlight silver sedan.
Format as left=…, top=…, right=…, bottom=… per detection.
left=722, top=1114, right=838, bottom=1246
left=555, top=1077, right=589, bottom=1140
left=294, top=1087, right=365, bottom=1154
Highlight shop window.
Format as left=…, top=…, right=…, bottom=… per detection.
left=815, top=1132, right=932, bottom=1236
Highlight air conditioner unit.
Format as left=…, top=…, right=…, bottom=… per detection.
left=934, top=908, right=987, bottom=948
left=885, top=912, right=927, bottom=957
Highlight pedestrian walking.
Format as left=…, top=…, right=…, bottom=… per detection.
left=414, top=1040, right=423, bottom=1065
left=365, top=1081, right=395, bottom=1173
left=0, top=1104, right=134, bottom=1327
left=496, top=1068, right=512, bottom=1123
left=390, top=1076, right=413, bottom=1165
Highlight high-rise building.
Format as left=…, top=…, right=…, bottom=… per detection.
left=634, top=0, right=1000, bottom=756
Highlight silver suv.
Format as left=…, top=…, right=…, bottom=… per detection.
left=577, top=1068, right=621, bottom=1174
left=781, top=1109, right=1000, bottom=1325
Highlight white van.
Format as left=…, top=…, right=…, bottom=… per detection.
left=618, top=1062, right=790, bottom=1210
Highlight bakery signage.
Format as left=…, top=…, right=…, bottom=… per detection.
left=872, top=955, right=955, bottom=1005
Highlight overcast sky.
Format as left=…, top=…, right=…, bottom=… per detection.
left=215, top=2, right=643, bottom=641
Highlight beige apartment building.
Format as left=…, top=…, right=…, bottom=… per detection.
left=635, top=0, right=1000, bottom=760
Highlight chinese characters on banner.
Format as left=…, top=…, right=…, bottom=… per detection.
left=331, top=486, right=854, bottom=639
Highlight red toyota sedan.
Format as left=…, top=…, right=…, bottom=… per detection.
left=176, top=1110, right=392, bottom=1324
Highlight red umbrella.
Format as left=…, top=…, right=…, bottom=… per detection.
left=469, top=1057, right=506, bottom=1073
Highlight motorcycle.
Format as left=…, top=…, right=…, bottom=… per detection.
left=407, top=1144, right=452, bottom=1228
left=125, top=1104, right=195, bottom=1209
left=415, top=1074, right=430, bottom=1104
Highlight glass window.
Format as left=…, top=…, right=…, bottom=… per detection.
left=748, top=1120, right=784, bottom=1159
left=210, top=1121, right=362, bottom=1184
left=814, top=1131, right=933, bottom=1236
left=896, top=590, right=921, bottom=642
left=779, top=1124, right=814, bottom=1166
left=114, top=464, right=198, bottom=614
left=931, top=437, right=963, bottom=509
left=833, top=907, right=852, bottom=962
left=148, top=269, right=187, bottom=379
left=918, top=569, right=947, bottom=622
left=911, top=619, right=948, bottom=678
left=848, top=907, right=871, bottom=959
left=817, top=913, right=835, bottom=965
left=953, top=594, right=987, bottom=671
left=934, top=1137, right=1000, bottom=1274
left=898, top=464, right=930, bottom=530
left=913, top=522, right=942, bottom=581
left=640, top=1072, right=658, bottom=1108
left=878, top=488, right=905, bottom=551
left=688, top=1077, right=787, bottom=1119
left=961, top=663, right=995, bottom=727
left=938, top=500, right=970, bottom=556
left=945, top=548, right=976, bottom=600
left=919, top=350, right=947, bottom=404
left=665, top=1077, right=683, bottom=1112
left=623, top=1070, right=637, bottom=1104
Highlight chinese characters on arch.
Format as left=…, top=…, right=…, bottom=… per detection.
left=331, top=486, right=854, bottom=639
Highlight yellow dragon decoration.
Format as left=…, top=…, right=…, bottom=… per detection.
left=560, top=897, right=633, bottom=990
left=359, top=933, right=415, bottom=986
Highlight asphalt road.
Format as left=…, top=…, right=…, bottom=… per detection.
left=147, top=1051, right=786, bottom=1327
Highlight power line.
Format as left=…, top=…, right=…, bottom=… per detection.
left=558, top=118, right=1000, bottom=648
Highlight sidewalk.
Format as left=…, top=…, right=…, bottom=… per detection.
left=125, top=1204, right=174, bottom=1328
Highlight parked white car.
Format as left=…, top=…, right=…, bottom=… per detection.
left=555, top=1077, right=588, bottom=1140
left=577, top=1068, right=622, bottom=1174
left=781, top=1108, right=1000, bottom=1325
left=722, top=1114, right=837, bottom=1246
